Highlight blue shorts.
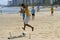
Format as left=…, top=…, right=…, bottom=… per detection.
left=22, top=13, right=25, bottom=20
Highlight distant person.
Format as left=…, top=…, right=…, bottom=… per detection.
left=37, top=6, right=39, bottom=12
left=21, top=4, right=34, bottom=31
left=31, top=7, right=35, bottom=20
left=51, top=6, right=54, bottom=16
left=20, top=4, right=25, bottom=20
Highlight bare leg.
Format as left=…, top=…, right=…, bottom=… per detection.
left=22, top=23, right=26, bottom=30
left=24, top=23, right=26, bottom=30
left=32, top=16, right=34, bottom=20
left=25, top=24, right=34, bottom=31
left=51, top=13, right=53, bottom=16
left=22, top=24, right=34, bottom=31
left=51, top=11, right=53, bottom=16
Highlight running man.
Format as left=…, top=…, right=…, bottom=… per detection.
left=31, top=7, right=35, bottom=20
left=22, top=4, right=34, bottom=31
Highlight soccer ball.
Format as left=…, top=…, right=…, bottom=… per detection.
left=22, top=31, right=27, bottom=36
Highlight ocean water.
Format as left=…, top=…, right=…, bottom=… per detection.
left=1, top=6, right=59, bottom=14
left=0, top=7, right=20, bottom=14
left=0, top=6, right=42, bottom=14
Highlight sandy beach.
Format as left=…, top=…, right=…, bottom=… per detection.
left=0, top=8, right=60, bottom=40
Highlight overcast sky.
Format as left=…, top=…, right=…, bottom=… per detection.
left=0, top=0, right=12, bottom=5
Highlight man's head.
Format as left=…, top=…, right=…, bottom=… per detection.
left=21, top=4, right=24, bottom=6
left=21, top=4, right=25, bottom=8
left=24, top=5, right=28, bottom=9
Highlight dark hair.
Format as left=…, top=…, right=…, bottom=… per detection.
left=21, top=4, right=25, bottom=8
left=21, top=4, right=24, bottom=7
